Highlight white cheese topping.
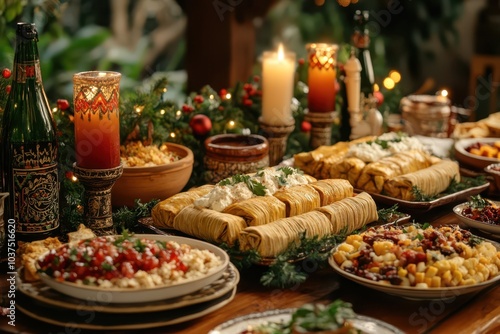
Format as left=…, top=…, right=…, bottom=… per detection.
left=194, top=167, right=309, bottom=211
left=347, top=132, right=429, bottom=162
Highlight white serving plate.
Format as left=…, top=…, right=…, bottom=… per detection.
left=17, top=287, right=237, bottom=330
left=208, top=308, right=404, bottom=334
left=19, top=263, right=239, bottom=313
left=37, top=234, right=229, bottom=304
left=453, top=202, right=500, bottom=238
left=328, top=242, right=500, bottom=300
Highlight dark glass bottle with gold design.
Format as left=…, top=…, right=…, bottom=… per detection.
left=1, top=23, right=59, bottom=242
left=352, top=10, right=375, bottom=98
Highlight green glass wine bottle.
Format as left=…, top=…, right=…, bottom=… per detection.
left=1, top=22, right=59, bottom=243
left=352, top=10, right=375, bottom=98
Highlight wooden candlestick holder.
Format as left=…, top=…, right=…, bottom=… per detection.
left=73, top=163, right=123, bottom=236
left=304, top=110, right=336, bottom=148
left=259, top=117, right=295, bottom=166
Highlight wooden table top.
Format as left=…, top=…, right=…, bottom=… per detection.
left=1, top=202, right=499, bottom=334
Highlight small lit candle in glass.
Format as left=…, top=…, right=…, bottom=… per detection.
left=306, top=43, right=339, bottom=113
left=436, top=89, right=449, bottom=103
left=73, top=71, right=121, bottom=169
left=261, top=43, right=296, bottom=125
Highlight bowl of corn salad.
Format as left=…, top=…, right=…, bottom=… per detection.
left=112, top=142, right=194, bottom=207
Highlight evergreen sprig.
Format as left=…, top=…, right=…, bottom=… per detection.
left=260, top=233, right=345, bottom=288
left=410, top=175, right=488, bottom=202
left=443, top=175, right=487, bottom=194
left=377, top=204, right=402, bottom=223
left=218, top=242, right=261, bottom=270
left=113, top=199, right=160, bottom=233
left=412, top=186, right=436, bottom=202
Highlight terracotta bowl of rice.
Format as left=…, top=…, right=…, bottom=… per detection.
left=112, top=142, right=194, bottom=207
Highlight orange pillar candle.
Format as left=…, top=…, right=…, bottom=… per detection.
left=73, top=71, right=121, bottom=169
left=306, top=43, right=339, bottom=113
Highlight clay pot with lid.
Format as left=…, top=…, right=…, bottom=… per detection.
left=400, top=95, right=452, bottom=138
left=204, top=134, right=269, bottom=183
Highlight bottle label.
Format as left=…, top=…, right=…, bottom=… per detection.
left=14, top=60, right=42, bottom=84
left=11, top=142, right=59, bottom=233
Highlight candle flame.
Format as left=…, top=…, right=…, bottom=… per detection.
left=278, top=44, right=284, bottom=61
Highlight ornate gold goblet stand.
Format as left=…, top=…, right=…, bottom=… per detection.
left=73, top=163, right=123, bottom=236
left=259, top=117, right=295, bottom=166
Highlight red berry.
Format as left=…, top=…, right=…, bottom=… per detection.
left=193, top=95, right=204, bottom=104
left=373, top=90, right=384, bottom=106
left=243, top=99, right=253, bottom=107
left=5, top=85, right=11, bottom=94
left=189, top=114, right=212, bottom=136
left=253, top=75, right=260, bottom=83
left=65, top=171, right=74, bottom=179
left=243, top=83, right=253, bottom=92
left=298, top=58, right=305, bottom=66
left=301, top=121, right=312, bottom=133
left=57, top=99, right=70, bottom=110
left=182, top=104, right=194, bottom=113
left=2, top=68, right=11, bottom=79
left=218, top=106, right=224, bottom=111
left=219, top=88, right=228, bottom=97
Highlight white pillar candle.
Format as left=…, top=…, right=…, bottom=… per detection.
left=344, top=53, right=362, bottom=114
left=261, top=44, right=296, bottom=126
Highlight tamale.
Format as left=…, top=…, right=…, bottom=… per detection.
left=384, top=159, right=460, bottom=200
left=222, top=196, right=286, bottom=226
left=172, top=205, right=246, bottom=245
left=151, top=184, right=214, bottom=228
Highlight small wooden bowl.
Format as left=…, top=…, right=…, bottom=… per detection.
left=204, top=134, right=269, bottom=183
left=111, top=143, right=194, bottom=207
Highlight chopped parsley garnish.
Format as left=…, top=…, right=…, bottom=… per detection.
left=69, top=247, right=78, bottom=261
left=156, top=240, right=167, bottom=249
left=277, top=175, right=288, bottom=187
left=133, top=239, right=147, bottom=252
left=82, top=251, right=92, bottom=262
left=277, top=166, right=302, bottom=177
left=218, top=174, right=267, bottom=196
left=102, top=262, right=114, bottom=271
left=468, top=235, right=483, bottom=247
left=113, top=230, right=134, bottom=247
left=468, top=195, right=488, bottom=209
